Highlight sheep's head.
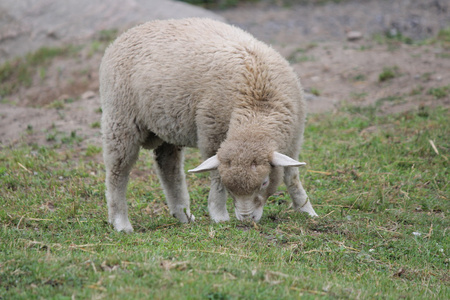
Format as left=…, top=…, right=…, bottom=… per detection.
left=189, top=144, right=305, bottom=222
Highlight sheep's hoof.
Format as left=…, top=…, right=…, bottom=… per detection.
left=298, top=201, right=318, bottom=217
left=210, top=213, right=230, bottom=223
left=111, top=215, right=134, bottom=233
left=173, top=210, right=196, bottom=223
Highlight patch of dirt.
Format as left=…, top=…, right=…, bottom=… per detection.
left=0, top=0, right=449, bottom=148
left=217, top=0, right=450, bottom=113
left=0, top=48, right=104, bottom=147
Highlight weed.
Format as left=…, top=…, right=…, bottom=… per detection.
left=46, top=131, right=57, bottom=142
left=88, top=41, right=103, bottom=58
left=421, top=72, right=433, bottom=82
left=97, top=29, right=119, bottom=42
left=310, top=87, right=321, bottom=96
left=350, top=91, right=367, bottom=100
left=437, top=52, right=450, bottom=59
left=351, top=74, right=366, bottom=82
left=39, top=67, right=46, bottom=80
left=289, top=54, right=316, bottom=63
left=26, top=46, right=72, bottom=65
left=26, top=125, right=34, bottom=133
left=47, top=100, right=65, bottom=109
left=61, top=130, right=82, bottom=145
left=410, top=86, right=424, bottom=96
left=85, top=145, right=102, bottom=157
left=436, top=27, right=450, bottom=44
left=358, top=45, right=373, bottom=51
left=373, top=31, right=413, bottom=48
left=287, top=47, right=316, bottom=63
left=378, top=66, right=399, bottom=82
left=376, top=95, right=404, bottom=106
left=91, top=121, right=101, bottom=128
left=428, top=85, right=450, bottom=99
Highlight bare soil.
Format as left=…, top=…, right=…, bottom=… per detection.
left=1, top=0, right=449, bottom=148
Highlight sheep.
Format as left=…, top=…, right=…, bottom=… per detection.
left=100, top=18, right=318, bottom=233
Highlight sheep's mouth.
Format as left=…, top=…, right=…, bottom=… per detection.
left=234, top=205, right=264, bottom=222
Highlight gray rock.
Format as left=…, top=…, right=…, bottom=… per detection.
left=347, top=31, right=363, bottom=41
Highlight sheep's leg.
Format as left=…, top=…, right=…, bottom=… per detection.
left=208, top=170, right=230, bottom=222
left=284, top=167, right=318, bottom=217
left=154, top=143, right=195, bottom=223
left=103, top=124, right=140, bottom=233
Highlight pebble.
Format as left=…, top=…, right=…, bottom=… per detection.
left=304, top=93, right=318, bottom=101
left=347, top=31, right=363, bottom=41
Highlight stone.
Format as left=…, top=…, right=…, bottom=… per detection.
left=347, top=31, right=363, bottom=41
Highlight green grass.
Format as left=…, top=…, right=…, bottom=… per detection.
left=378, top=66, right=400, bottom=82
left=309, top=87, right=321, bottom=96
left=1, top=107, right=449, bottom=299
left=428, top=85, right=450, bottom=99
left=435, top=27, right=450, bottom=48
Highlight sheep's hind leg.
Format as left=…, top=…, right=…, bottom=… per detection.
left=284, top=167, right=318, bottom=217
left=208, top=170, right=229, bottom=222
left=154, top=143, right=195, bottom=223
left=103, top=124, right=140, bottom=233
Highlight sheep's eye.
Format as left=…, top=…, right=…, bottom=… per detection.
left=261, top=177, right=269, bottom=189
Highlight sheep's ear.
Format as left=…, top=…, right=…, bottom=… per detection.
left=188, top=155, right=220, bottom=173
left=271, top=152, right=306, bottom=167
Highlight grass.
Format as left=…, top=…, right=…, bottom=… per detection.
left=378, top=66, right=400, bottom=82
left=428, top=85, right=450, bottom=99
left=1, top=106, right=449, bottom=299
left=309, top=87, right=321, bottom=96
left=287, top=49, right=316, bottom=64
left=435, top=27, right=450, bottom=48
left=0, top=46, right=76, bottom=97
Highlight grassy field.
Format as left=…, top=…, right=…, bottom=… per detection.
left=0, top=105, right=449, bottom=299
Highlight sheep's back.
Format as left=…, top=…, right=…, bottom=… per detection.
left=99, top=18, right=305, bottom=150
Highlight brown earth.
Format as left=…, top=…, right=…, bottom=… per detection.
left=0, top=0, right=449, bottom=149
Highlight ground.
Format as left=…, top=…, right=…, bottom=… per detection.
left=0, top=0, right=449, bottom=148
left=1, top=2, right=448, bottom=298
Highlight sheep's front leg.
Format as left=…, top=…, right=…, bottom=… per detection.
left=103, top=126, right=140, bottom=233
left=154, top=143, right=195, bottom=223
left=284, top=167, right=318, bottom=217
left=208, top=170, right=229, bottom=222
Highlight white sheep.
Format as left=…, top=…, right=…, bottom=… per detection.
left=100, top=18, right=318, bottom=233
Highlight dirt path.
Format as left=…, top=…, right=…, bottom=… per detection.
left=1, top=0, right=449, bottom=148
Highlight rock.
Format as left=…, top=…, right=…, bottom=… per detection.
left=347, top=31, right=363, bottom=41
